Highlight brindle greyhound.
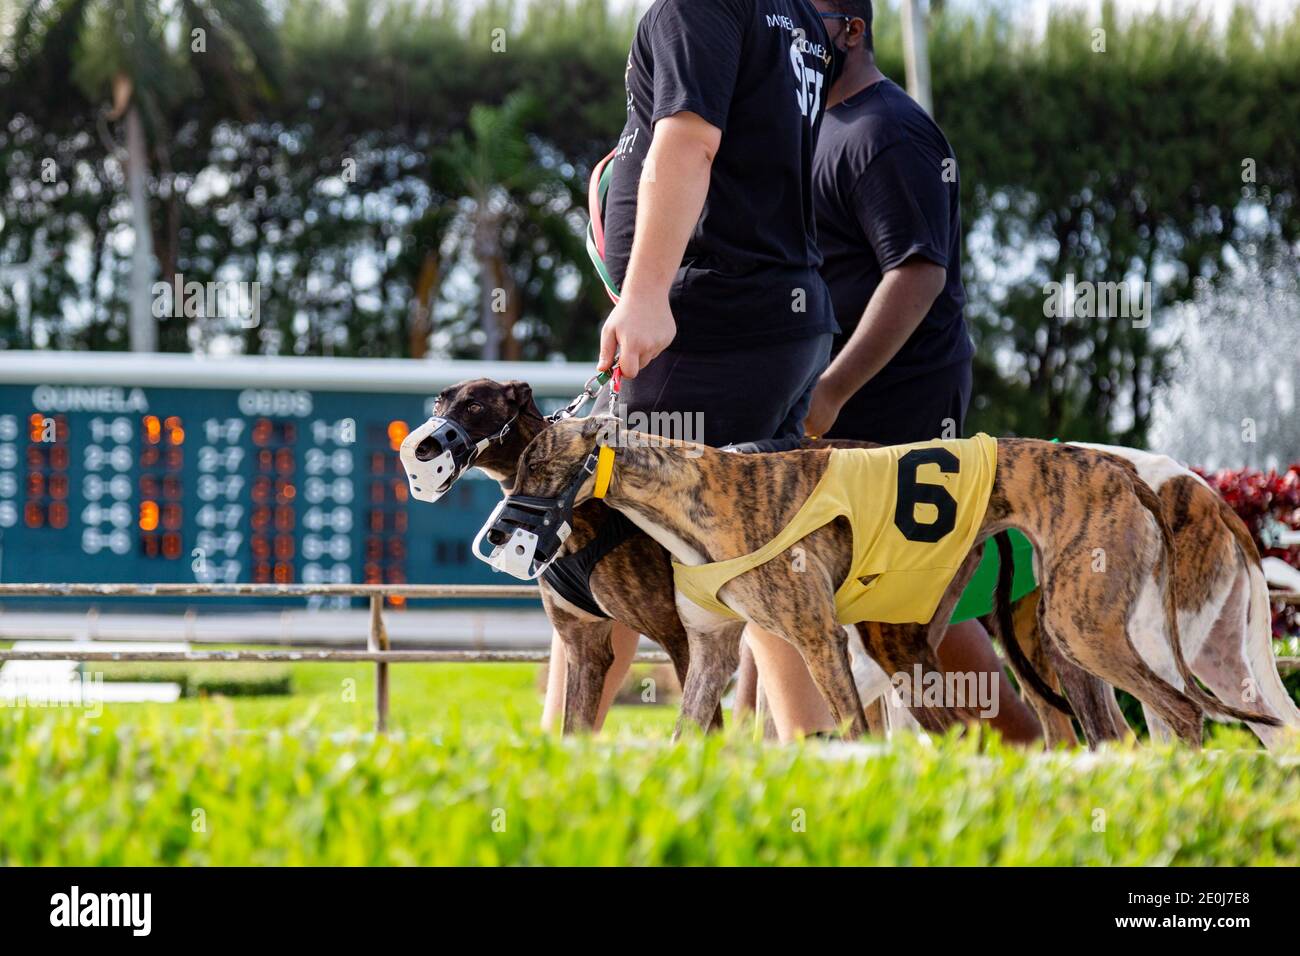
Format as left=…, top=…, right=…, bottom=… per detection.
left=503, top=416, right=1279, bottom=745
left=1007, top=446, right=1300, bottom=750
left=414, top=379, right=743, bottom=735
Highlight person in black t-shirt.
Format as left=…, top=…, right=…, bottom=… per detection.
left=542, top=0, right=845, bottom=735
left=804, top=1, right=972, bottom=442
left=598, top=0, right=839, bottom=375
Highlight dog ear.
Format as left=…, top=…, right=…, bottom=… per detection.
left=503, top=380, right=535, bottom=414
left=581, top=414, right=621, bottom=446
left=432, top=386, right=453, bottom=415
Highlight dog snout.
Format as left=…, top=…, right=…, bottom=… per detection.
left=487, top=527, right=511, bottom=547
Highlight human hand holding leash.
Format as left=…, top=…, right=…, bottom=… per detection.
left=803, top=375, right=848, bottom=438
left=598, top=293, right=676, bottom=379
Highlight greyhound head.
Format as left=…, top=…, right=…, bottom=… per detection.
left=402, top=379, right=546, bottom=501
left=470, top=417, right=620, bottom=579
left=508, top=416, right=617, bottom=502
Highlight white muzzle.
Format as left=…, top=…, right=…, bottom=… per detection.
left=399, top=416, right=471, bottom=503
left=471, top=499, right=571, bottom=580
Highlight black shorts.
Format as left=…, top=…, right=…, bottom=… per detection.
left=826, top=360, right=973, bottom=445
left=596, top=333, right=833, bottom=448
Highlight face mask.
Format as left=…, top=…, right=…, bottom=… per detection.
left=400, top=413, right=517, bottom=503
left=826, top=36, right=847, bottom=87
left=471, top=451, right=601, bottom=580
left=820, top=15, right=852, bottom=87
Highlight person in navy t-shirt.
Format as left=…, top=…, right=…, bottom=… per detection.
left=788, top=0, right=1041, bottom=743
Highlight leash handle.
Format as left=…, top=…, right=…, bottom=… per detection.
left=586, top=149, right=621, bottom=305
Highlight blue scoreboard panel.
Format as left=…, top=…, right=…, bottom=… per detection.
left=0, top=352, right=588, bottom=610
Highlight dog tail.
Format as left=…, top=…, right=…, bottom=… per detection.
left=990, top=532, right=1073, bottom=715
left=1131, top=474, right=1282, bottom=727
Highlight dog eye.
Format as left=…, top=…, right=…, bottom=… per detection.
left=467, top=402, right=483, bottom=414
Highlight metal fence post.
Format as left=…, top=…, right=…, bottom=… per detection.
left=368, top=595, right=391, bottom=733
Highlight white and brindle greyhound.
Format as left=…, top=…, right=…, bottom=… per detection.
left=411, top=379, right=1054, bottom=738
left=489, top=415, right=1278, bottom=746
left=1008, top=445, right=1300, bottom=749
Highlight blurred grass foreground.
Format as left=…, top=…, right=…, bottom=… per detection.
left=0, top=661, right=1296, bottom=866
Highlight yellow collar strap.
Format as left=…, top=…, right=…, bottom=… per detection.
left=593, top=444, right=616, bottom=499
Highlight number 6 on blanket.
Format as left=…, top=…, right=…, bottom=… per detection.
left=894, top=448, right=960, bottom=543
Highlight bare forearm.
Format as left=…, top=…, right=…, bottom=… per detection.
left=820, top=263, right=944, bottom=400
left=621, top=121, right=715, bottom=300
left=598, top=114, right=720, bottom=376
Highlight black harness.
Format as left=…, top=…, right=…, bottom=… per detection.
left=540, top=510, right=639, bottom=618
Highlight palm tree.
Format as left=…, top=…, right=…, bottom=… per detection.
left=11, top=0, right=280, bottom=352
left=432, top=93, right=574, bottom=361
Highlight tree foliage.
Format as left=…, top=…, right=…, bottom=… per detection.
left=1, top=0, right=1297, bottom=442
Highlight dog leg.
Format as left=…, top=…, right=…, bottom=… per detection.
left=795, top=623, right=871, bottom=739
left=1124, top=567, right=1200, bottom=748
left=1191, top=563, right=1298, bottom=748
left=537, top=586, right=620, bottom=734
left=914, top=547, right=1003, bottom=730
left=1053, top=663, right=1132, bottom=748
left=558, top=622, right=616, bottom=734
left=883, top=686, right=921, bottom=735
left=849, top=628, right=891, bottom=736
left=854, top=622, right=950, bottom=734
left=1143, top=710, right=1175, bottom=743
left=1098, top=682, right=1133, bottom=741
left=654, top=622, right=727, bottom=734
left=733, top=590, right=868, bottom=738
left=852, top=632, right=921, bottom=736
left=539, top=603, right=616, bottom=735
left=1021, top=591, right=1131, bottom=747
left=675, top=621, right=744, bottom=739
left=1031, top=601, right=1133, bottom=748
left=1038, top=584, right=1204, bottom=748
left=751, top=680, right=780, bottom=740
left=732, top=640, right=759, bottom=723
left=1003, top=590, right=1080, bottom=748
left=1191, top=561, right=1300, bottom=749
left=711, top=549, right=869, bottom=739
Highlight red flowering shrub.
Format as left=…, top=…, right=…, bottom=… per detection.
left=1194, top=464, right=1300, bottom=638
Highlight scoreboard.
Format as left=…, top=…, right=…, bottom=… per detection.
left=0, top=352, right=589, bottom=610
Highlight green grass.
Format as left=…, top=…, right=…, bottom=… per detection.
left=77, top=659, right=678, bottom=736
left=95, top=661, right=294, bottom=697
left=0, top=662, right=1296, bottom=866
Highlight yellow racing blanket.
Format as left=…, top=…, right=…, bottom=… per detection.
left=673, top=434, right=998, bottom=625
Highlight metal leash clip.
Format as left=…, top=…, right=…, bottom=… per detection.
left=608, top=365, right=623, bottom=422
left=546, top=366, right=618, bottom=423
